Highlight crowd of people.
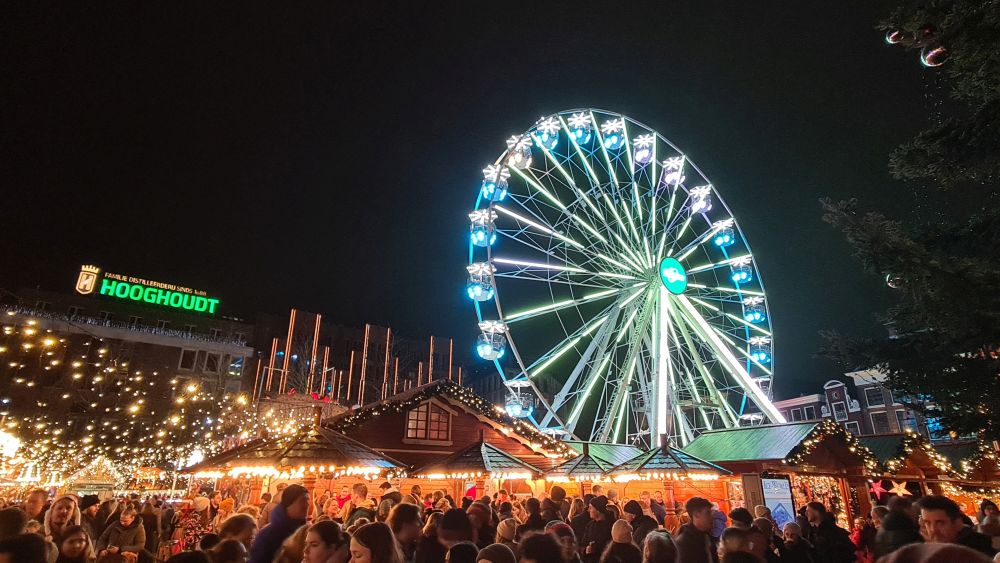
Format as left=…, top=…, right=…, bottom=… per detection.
left=0, top=483, right=998, bottom=563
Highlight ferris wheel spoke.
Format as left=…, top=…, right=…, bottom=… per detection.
left=503, top=287, right=625, bottom=324
left=598, top=291, right=656, bottom=442
left=511, top=166, right=612, bottom=251
left=687, top=296, right=773, bottom=337
left=686, top=254, right=753, bottom=274
left=530, top=132, right=605, bottom=223
left=674, top=219, right=734, bottom=261
left=675, top=295, right=784, bottom=423
left=518, top=312, right=612, bottom=379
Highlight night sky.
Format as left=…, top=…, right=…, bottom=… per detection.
left=2, top=2, right=943, bottom=398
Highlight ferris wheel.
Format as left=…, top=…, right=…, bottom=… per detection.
left=466, top=109, right=785, bottom=447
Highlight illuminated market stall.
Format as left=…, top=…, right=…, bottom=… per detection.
left=411, top=437, right=543, bottom=500
left=935, top=441, right=1000, bottom=517
left=544, top=443, right=624, bottom=496
left=183, top=412, right=406, bottom=505
left=684, top=420, right=880, bottom=528
left=859, top=432, right=956, bottom=503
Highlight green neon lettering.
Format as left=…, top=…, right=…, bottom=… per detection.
left=193, top=296, right=208, bottom=312
left=169, top=293, right=183, bottom=308
left=128, top=284, right=144, bottom=301
left=143, top=287, right=157, bottom=303
left=99, top=279, right=115, bottom=296
left=182, top=294, right=196, bottom=310
left=115, top=282, right=131, bottom=298
left=207, top=299, right=219, bottom=314
left=156, top=290, right=170, bottom=305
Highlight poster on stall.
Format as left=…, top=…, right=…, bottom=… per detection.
left=762, top=476, right=795, bottom=530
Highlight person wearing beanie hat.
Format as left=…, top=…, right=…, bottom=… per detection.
left=600, top=519, right=641, bottom=563
left=78, top=495, right=101, bottom=542
left=496, top=517, right=519, bottom=555
left=438, top=508, right=474, bottom=548
left=623, top=499, right=658, bottom=547
left=467, top=501, right=496, bottom=549
left=445, top=540, right=479, bottom=563
left=581, top=496, right=612, bottom=563
left=549, top=486, right=571, bottom=520
left=212, top=498, right=235, bottom=531
left=248, top=484, right=309, bottom=563
left=477, top=542, right=517, bottom=563
left=44, top=495, right=81, bottom=546
left=545, top=521, right=579, bottom=562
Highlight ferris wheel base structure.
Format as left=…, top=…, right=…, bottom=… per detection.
left=465, top=109, right=785, bottom=448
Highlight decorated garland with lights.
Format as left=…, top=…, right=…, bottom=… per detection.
left=782, top=419, right=881, bottom=472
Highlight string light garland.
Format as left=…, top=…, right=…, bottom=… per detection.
left=881, top=430, right=957, bottom=476
left=326, top=380, right=573, bottom=458
left=782, top=419, right=881, bottom=472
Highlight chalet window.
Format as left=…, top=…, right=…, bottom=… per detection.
left=406, top=403, right=450, bottom=441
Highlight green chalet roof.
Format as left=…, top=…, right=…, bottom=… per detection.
left=613, top=445, right=729, bottom=476
left=548, top=447, right=614, bottom=480
left=858, top=435, right=908, bottom=465
left=935, top=442, right=979, bottom=470
left=683, top=422, right=819, bottom=462
left=565, top=442, right=643, bottom=467
left=413, top=441, right=542, bottom=479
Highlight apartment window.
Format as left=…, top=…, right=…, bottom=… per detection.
left=864, top=387, right=886, bottom=408
left=790, top=408, right=803, bottom=422
left=67, top=306, right=82, bottom=317
left=896, top=409, right=918, bottom=432
left=803, top=406, right=816, bottom=420
left=832, top=401, right=848, bottom=422
left=204, top=353, right=221, bottom=373
left=871, top=412, right=891, bottom=434
left=178, top=350, right=197, bottom=371
left=127, top=315, right=142, bottom=326
left=99, top=311, right=113, bottom=321
left=406, top=402, right=450, bottom=441
left=209, top=328, right=222, bottom=338
left=157, top=320, right=170, bottom=330
left=34, top=301, right=50, bottom=311
left=845, top=421, right=861, bottom=436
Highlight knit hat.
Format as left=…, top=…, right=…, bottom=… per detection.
left=43, top=495, right=81, bottom=539
left=193, top=496, right=211, bottom=512
left=589, top=495, right=608, bottom=512
left=496, top=517, right=518, bottom=542
left=446, top=541, right=479, bottom=562
left=438, top=508, right=473, bottom=543
left=549, top=485, right=566, bottom=503
left=79, top=495, right=100, bottom=511
left=612, top=519, right=633, bottom=543
left=218, top=498, right=234, bottom=513
left=477, top=543, right=516, bottom=563
left=623, top=500, right=643, bottom=518
left=280, top=484, right=309, bottom=508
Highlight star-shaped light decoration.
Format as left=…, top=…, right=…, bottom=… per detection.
left=889, top=480, right=912, bottom=496
left=870, top=480, right=888, bottom=498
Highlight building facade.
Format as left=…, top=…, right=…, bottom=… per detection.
left=773, top=370, right=931, bottom=439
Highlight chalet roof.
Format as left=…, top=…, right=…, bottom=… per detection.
left=683, top=423, right=819, bottom=462
left=325, top=379, right=572, bottom=459
left=413, top=441, right=542, bottom=478
left=565, top=442, right=643, bottom=467
left=858, top=435, right=908, bottom=465
left=613, top=445, right=729, bottom=476
left=935, top=442, right=979, bottom=469
left=182, top=426, right=404, bottom=474
left=546, top=451, right=613, bottom=480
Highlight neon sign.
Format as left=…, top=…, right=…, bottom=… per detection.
left=75, top=265, right=220, bottom=314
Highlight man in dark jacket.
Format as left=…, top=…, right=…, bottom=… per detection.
left=803, top=502, right=855, bottom=563
left=917, top=495, right=997, bottom=558
left=675, top=496, right=719, bottom=563
left=581, top=496, right=612, bottom=563
left=248, top=484, right=309, bottom=563
left=570, top=494, right=593, bottom=542
left=623, top=500, right=658, bottom=546
left=79, top=495, right=102, bottom=541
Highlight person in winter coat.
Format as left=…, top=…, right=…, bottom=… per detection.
left=581, top=496, right=613, bottom=563
left=599, top=520, right=641, bottom=563
left=875, top=497, right=923, bottom=559
left=248, top=484, right=310, bottom=563
left=96, top=506, right=146, bottom=557
left=517, top=498, right=547, bottom=539
left=674, top=497, right=718, bottom=563
left=341, top=483, right=377, bottom=527
left=917, top=495, right=997, bottom=558
left=622, top=500, right=657, bottom=547
left=54, top=525, right=95, bottom=563
left=44, top=495, right=81, bottom=548
left=777, top=522, right=814, bottom=563
left=77, top=496, right=101, bottom=544
left=802, top=503, right=855, bottom=563
left=139, top=501, right=160, bottom=554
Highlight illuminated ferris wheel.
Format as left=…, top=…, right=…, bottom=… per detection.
left=466, top=109, right=785, bottom=447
